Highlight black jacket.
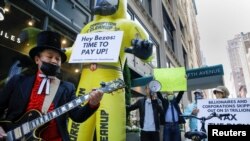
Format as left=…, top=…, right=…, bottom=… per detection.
left=157, top=91, right=186, bottom=124
left=126, top=97, right=163, bottom=131
left=0, top=74, right=98, bottom=141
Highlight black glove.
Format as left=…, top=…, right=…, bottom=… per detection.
left=124, top=39, right=153, bottom=60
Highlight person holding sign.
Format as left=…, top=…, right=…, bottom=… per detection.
left=126, top=81, right=163, bottom=141
left=66, top=0, right=153, bottom=140
left=157, top=91, right=186, bottom=141
left=0, top=31, right=103, bottom=141
left=183, top=89, right=204, bottom=131
left=213, top=85, right=230, bottom=99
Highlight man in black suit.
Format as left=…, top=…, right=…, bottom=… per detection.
left=157, top=91, right=185, bottom=141
left=126, top=84, right=163, bottom=141
left=0, top=31, right=103, bottom=141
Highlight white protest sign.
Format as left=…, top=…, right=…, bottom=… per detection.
left=69, top=31, right=123, bottom=63
left=197, top=98, right=250, bottom=132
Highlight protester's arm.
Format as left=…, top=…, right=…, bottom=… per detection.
left=156, top=99, right=165, bottom=124
left=183, top=104, right=193, bottom=116
left=156, top=92, right=164, bottom=102
left=155, top=93, right=165, bottom=124
left=0, top=75, right=19, bottom=139
left=0, top=75, right=19, bottom=118
left=155, top=99, right=163, bottom=113
left=176, top=91, right=184, bottom=103
left=126, top=99, right=141, bottom=112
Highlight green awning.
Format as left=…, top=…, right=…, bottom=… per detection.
left=131, top=76, right=153, bottom=87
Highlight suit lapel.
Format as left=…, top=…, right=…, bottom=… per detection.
left=53, top=81, right=64, bottom=106
left=20, top=75, right=36, bottom=101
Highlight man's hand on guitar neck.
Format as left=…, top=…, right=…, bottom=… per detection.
left=88, top=89, right=103, bottom=108
left=0, top=126, right=7, bottom=139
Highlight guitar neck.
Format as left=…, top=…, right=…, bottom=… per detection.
left=29, top=94, right=90, bottom=130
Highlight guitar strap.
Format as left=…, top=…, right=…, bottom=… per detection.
left=41, top=77, right=60, bottom=114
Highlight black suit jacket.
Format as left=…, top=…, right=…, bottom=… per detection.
left=0, top=74, right=98, bottom=141
left=157, top=91, right=186, bottom=124
left=126, top=97, right=163, bottom=131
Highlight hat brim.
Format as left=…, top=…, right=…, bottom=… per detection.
left=29, top=45, right=67, bottom=63
left=213, top=88, right=224, bottom=94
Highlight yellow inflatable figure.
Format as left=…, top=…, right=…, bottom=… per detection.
left=67, top=0, right=152, bottom=140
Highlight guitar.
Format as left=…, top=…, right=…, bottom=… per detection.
left=1, top=79, right=125, bottom=141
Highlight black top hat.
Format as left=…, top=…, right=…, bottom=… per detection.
left=29, top=30, right=67, bottom=63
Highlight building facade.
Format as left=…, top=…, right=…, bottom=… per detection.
left=0, top=0, right=202, bottom=93
left=0, top=0, right=202, bottom=140
left=227, top=32, right=250, bottom=98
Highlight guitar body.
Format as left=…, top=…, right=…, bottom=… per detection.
left=2, top=110, right=45, bottom=141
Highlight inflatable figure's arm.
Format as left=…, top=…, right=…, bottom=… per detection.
left=122, top=21, right=153, bottom=61
left=125, top=39, right=153, bottom=60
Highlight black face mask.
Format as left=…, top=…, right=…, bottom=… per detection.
left=40, top=61, right=60, bottom=76
left=93, top=5, right=117, bottom=16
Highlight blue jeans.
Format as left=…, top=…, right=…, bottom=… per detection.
left=163, top=123, right=181, bottom=141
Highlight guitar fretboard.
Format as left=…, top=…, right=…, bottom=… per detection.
left=29, top=94, right=89, bottom=130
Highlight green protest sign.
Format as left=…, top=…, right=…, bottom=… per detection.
left=154, top=67, right=187, bottom=91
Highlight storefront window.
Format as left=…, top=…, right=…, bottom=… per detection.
left=0, top=3, right=43, bottom=54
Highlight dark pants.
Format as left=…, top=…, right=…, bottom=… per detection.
left=163, top=122, right=181, bottom=141
left=141, top=130, right=160, bottom=141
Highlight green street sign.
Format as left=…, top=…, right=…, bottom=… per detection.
left=186, top=64, right=224, bottom=79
